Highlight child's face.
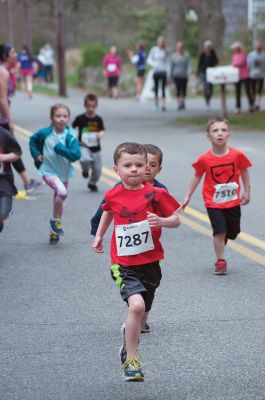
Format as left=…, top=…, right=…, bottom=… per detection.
left=85, top=100, right=97, bottom=117
left=52, top=107, right=70, bottom=133
left=144, top=153, right=162, bottom=184
left=114, top=152, right=147, bottom=190
left=207, top=121, right=230, bottom=147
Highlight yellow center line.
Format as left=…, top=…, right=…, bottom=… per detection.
left=15, top=123, right=265, bottom=266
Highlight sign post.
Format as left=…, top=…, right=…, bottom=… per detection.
left=206, top=66, right=239, bottom=117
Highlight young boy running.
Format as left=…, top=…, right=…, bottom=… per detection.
left=90, top=144, right=167, bottom=334
left=72, top=93, right=105, bottom=192
left=92, top=142, right=181, bottom=381
left=0, top=126, right=22, bottom=233
left=182, top=118, right=252, bottom=275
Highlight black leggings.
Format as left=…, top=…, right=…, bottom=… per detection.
left=0, top=122, right=26, bottom=173
left=234, top=79, right=254, bottom=109
left=153, top=71, right=167, bottom=98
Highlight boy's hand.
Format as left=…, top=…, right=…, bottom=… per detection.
left=36, top=155, right=44, bottom=162
left=180, top=196, right=190, bottom=211
left=240, top=191, right=250, bottom=205
left=147, top=211, right=161, bottom=227
left=92, top=236, right=104, bottom=253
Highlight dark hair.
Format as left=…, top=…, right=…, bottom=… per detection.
left=113, top=142, right=147, bottom=165
left=0, top=44, right=12, bottom=62
left=207, top=117, right=230, bottom=132
left=84, top=93, right=98, bottom=106
left=143, top=144, right=163, bottom=165
left=50, top=103, right=70, bottom=119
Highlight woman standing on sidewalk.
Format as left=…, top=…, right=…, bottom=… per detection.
left=0, top=44, right=41, bottom=193
left=197, top=40, right=218, bottom=110
left=170, top=41, right=191, bottom=111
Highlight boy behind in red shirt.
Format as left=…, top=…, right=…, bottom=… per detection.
left=92, top=142, right=181, bottom=382
left=182, top=118, right=252, bottom=275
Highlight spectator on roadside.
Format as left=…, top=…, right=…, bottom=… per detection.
left=170, top=41, right=191, bottom=111
left=128, top=43, right=146, bottom=101
left=197, top=40, right=218, bottom=110
left=17, top=45, right=35, bottom=99
left=230, top=41, right=254, bottom=114
left=247, top=41, right=265, bottom=111
left=147, top=36, right=170, bottom=111
left=103, top=46, right=122, bottom=99
left=41, top=43, right=55, bottom=83
left=35, top=47, right=46, bottom=85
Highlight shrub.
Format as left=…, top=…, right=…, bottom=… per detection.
left=81, top=43, right=107, bottom=67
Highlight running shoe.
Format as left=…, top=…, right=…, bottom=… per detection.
left=119, top=323, right=127, bottom=365
left=24, top=179, right=42, bottom=193
left=82, top=171, right=89, bottom=178
left=88, top=183, right=98, bottom=192
left=49, top=232, right=60, bottom=245
left=214, top=259, right=227, bottom=275
left=123, top=357, right=144, bottom=382
left=141, top=322, right=151, bottom=333
left=15, top=190, right=27, bottom=199
left=50, top=218, right=64, bottom=236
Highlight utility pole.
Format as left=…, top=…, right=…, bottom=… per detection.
left=55, top=0, right=67, bottom=97
left=22, top=0, right=32, bottom=49
left=3, top=0, right=14, bottom=44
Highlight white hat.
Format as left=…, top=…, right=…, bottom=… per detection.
left=230, top=41, right=243, bottom=50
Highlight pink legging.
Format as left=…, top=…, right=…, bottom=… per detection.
left=43, top=175, right=68, bottom=206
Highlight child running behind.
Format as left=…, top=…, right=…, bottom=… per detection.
left=72, top=93, right=105, bottom=192
left=92, top=142, right=181, bottom=381
left=182, top=117, right=252, bottom=275
left=0, top=125, right=22, bottom=233
left=90, top=143, right=167, bottom=334
left=29, top=104, right=80, bottom=245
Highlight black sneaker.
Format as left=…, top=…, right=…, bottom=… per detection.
left=88, top=183, right=98, bottom=192
left=24, top=179, right=42, bottom=193
left=49, top=232, right=60, bottom=245
left=82, top=171, right=89, bottom=178
left=141, top=322, right=151, bottom=333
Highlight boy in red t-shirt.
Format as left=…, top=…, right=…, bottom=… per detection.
left=182, top=118, right=252, bottom=275
left=92, top=142, right=181, bottom=382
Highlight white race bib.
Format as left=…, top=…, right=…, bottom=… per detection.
left=115, top=220, right=154, bottom=256
left=107, top=63, right=117, bottom=72
left=82, top=132, right=98, bottom=147
left=213, top=182, right=239, bottom=204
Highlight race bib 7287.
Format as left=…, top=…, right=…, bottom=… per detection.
left=115, top=220, right=154, bottom=256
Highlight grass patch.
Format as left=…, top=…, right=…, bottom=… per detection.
left=177, top=111, right=265, bottom=131
left=33, top=84, right=58, bottom=96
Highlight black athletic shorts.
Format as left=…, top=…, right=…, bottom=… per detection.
left=137, top=69, right=145, bottom=77
left=207, top=206, right=241, bottom=240
left=0, top=195, right=13, bottom=218
left=108, top=76, right=119, bottom=88
left=111, top=261, right=162, bottom=312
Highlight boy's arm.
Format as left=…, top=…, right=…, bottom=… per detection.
left=182, top=173, right=202, bottom=209
left=92, top=210, right=113, bottom=253
left=0, top=152, right=20, bottom=163
left=0, top=69, right=14, bottom=132
left=147, top=210, right=181, bottom=229
left=240, top=168, right=251, bottom=205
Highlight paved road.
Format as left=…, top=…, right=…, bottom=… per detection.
left=1, top=90, right=265, bottom=400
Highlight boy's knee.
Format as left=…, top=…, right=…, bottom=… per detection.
left=128, top=298, right=145, bottom=316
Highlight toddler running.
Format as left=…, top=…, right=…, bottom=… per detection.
left=29, top=104, right=80, bottom=244
left=92, top=142, right=181, bottom=381
left=182, top=118, right=252, bottom=274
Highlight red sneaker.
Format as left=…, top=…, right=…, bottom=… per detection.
left=214, top=259, right=227, bottom=275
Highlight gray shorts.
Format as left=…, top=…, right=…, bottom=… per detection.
left=0, top=195, right=13, bottom=218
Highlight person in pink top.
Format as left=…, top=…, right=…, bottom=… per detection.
left=230, top=41, right=254, bottom=113
left=103, top=46, right=122, bottom=99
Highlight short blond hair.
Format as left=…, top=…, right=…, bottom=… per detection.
left=50, top=104, right=70, bottom=119
left=207, top=117, right=230, bottom=133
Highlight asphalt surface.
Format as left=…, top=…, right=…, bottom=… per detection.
left=1, top=89, right=265, bottom=400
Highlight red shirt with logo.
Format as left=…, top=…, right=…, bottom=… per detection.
left=192, top=147, right=252, bottom=209
left=101, top=182, right=181, bottom=266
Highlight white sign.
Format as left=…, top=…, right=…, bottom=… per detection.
left=206, top=66, right=239, bottom=84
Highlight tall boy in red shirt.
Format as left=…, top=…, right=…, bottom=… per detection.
left=92, top=142, right=181, bottom=381
left=182, top=118, right=252, bottom=275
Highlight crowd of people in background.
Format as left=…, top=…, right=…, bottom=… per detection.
left=101, top=37, right=265, bottom=114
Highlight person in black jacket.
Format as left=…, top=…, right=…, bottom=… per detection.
left=197, top=40, right=218, bottom=109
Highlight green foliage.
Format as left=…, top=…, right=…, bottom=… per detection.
left=132, top=7, right=166, bottom=51
left=81, top=43, right=107, bottom=67
left=184, top=17, right=199, bottom=58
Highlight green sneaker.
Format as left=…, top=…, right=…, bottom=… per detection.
left=123, top=357, right=144, bottom=382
